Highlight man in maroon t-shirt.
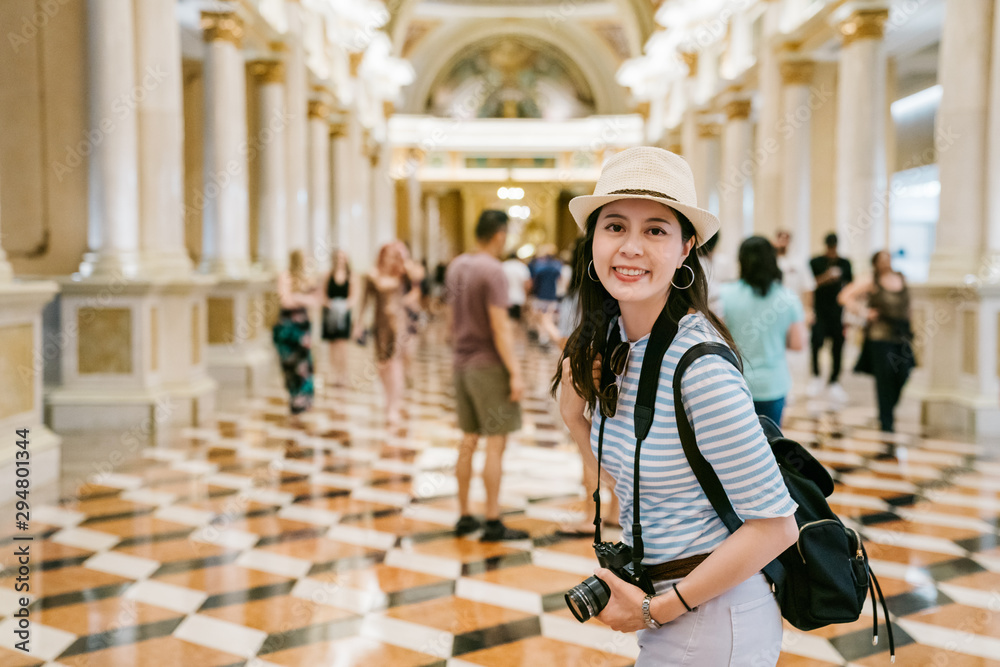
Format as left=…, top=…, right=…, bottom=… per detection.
left=445, top=210, right=527, bottom=542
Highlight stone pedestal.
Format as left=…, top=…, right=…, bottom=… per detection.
left=204, top=276, right=277, bottom=400
left=908, top=284, right=1000, bottom=437
left=0, top=282, right=60, bottom=489
left=46, top=277, right=217, bottom=445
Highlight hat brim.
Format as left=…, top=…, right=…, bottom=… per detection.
left=568, top=194, right=721, bottom=247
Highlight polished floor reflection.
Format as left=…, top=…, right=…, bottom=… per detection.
left=3, top=325, right=1000, bottom=666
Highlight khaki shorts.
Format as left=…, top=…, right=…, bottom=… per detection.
left=454, top=364, right=522, bottom=435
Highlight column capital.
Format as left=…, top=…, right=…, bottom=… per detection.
left=201, top=11, right=243, bottom=47
left=383, top=101, right=396, bottom=118
left=697, top=122, right=722, bottom=139
left=724, top=99, right=752, bottom=120
left=633, top=100, right=651, bottom=119
left=667, top=143, right=682, bottom=155
left=329, top=121, right=347, bottom=138
left=780, top=59, right=815, bottom=86
left=308, top=100, right=331, bottom=120
left=839, top=8, right=889, bottom=46
left=679, top=51, right=698, bottom=78
left=248, top=60, right=284, bottom=84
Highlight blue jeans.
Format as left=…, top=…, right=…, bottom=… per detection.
left=753, top=397, right=785, bottom=426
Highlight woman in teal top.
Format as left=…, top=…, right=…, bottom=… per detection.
left=719, top=236, right=806, bottom=425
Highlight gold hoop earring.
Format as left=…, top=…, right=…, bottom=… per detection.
left=671, top=264, right=695, bottom=290
left=587, top=260, right=600, bottom=281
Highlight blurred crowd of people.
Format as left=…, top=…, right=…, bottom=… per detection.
left=268, top=200, right=914, bottom=545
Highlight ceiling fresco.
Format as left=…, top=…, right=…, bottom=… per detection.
left=425, top=36, right=597, bottom=120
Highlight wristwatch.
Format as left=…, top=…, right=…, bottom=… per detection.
left=642, top=594, right=661, bottom=630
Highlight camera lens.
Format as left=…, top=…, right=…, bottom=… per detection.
left=565, top=575, right=611, bottom=623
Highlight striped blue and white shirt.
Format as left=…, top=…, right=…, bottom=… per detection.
left=592, top=312, right=797, bottom=565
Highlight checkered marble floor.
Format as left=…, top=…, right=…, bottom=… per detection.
left=4, top=325, right=1000, bottom=666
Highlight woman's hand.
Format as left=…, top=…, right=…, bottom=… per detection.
left=593, top=568, right=668, bottom=632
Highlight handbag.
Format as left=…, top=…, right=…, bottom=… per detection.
left=854, top=334, right=874, bottom=375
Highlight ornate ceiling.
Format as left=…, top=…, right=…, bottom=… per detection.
left=384, top=0, right=656, bottom=117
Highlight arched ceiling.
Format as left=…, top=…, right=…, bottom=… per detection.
left=386, top=0, right=657, bottom=117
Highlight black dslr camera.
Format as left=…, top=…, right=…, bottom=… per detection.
left=564, top=541, right=655, bottom=623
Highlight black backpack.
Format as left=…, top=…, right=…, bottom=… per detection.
left=671, top=342, right=894, bottom=658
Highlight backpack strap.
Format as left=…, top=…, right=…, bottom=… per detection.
left=672, top=342, right=786, bottom=588
left=628, top=306, right=678, bottom=571
left=673, top=342, right=744, bottom=533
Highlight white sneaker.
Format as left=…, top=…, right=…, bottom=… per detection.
left=806, top=377, right=824, bottom=398
left=828, top=382, right=849, bottom=404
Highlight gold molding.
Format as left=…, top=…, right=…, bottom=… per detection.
left=329, top=122, right=347, bottom=138
left=207, top=297, right=235, bottom=345
left=308, top=100, right=331, bottom=120
left=249, top=60, right=285, bottom=84
left=840, top=9, right=889, bottom=46
left=383, top=101, right=395, bottom=118
left=680, top=51, right=698, bottom=78
left=0, top=324, right=34, bottom=419
left=633, top=101, right=651, bottom=120
left=697, top=122, right=722, bottom=139
left=780, top=60, right=815, bottom=86
left=962, top=310, right=978, bottom=375
left=667, top=143, right=682, bottom=155
left=724, top=99, right=752, bottom=120
left=349, top=52, right=364, bottom=77
left=201, top=11, right=243, bottom=46
left=78, top=308, right=132, bottom=375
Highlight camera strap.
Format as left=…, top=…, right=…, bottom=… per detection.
left=593, top=303, right=679, bottom=575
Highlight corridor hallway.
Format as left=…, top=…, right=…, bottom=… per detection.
left=3, top=327, right=1000, bottom=666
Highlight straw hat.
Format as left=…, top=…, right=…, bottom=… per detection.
left=568, top=146, right=720, bottom=247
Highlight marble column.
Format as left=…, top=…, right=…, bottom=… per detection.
left=308, top=100, right=332, bottom=270
left=834, top=7, right=889, bottom=273
left=199, top=12, right=271, bottom=399
left=134, top=0, right=192, bottom=277
left=407, top=169, right=424, bottom=262
left=370, top=142, right=396, bottom=250
left=249, top=60, right=287, bottom=273
left=0, top=171, right=60, bottom=486
left=930, top=0, right=993, bottom=282
left=694, top=118, right=722, bottom=213
left=284, top=2, right=309, bottom=254
left=752, top=0, right=785, bottom=239
left=988, top=0, right=1000, bottom=281
left=80, top=0, right=141, bottom=277
left=425, top=193, right=441, bottom=278
left=718, top=98, right=753, bottom=261
left=47, top=0, right=216, bottom=443
left=200, top=11, right=250, bottom=278
left=679, top=51, right=699, bottom=165
left=780, top=58, right=816, bottom=270
left=329, top=120, right=350, bottom=253
left=909, top=0, right=1000, bottom=438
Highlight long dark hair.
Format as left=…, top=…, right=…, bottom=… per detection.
left=739, top=236, right=783, bottom=298
left=550, top=205, right=739, bottom=409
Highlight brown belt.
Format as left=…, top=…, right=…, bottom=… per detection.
left=646, top=552, right=711, bottom=581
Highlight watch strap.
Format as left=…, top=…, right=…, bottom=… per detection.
left=642, top=594, right=660, bottom=630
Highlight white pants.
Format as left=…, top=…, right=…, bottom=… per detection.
left=635, top=573, right=782, bottom=667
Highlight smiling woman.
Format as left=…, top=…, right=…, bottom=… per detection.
left=551, top=146, right=798, bottom=667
